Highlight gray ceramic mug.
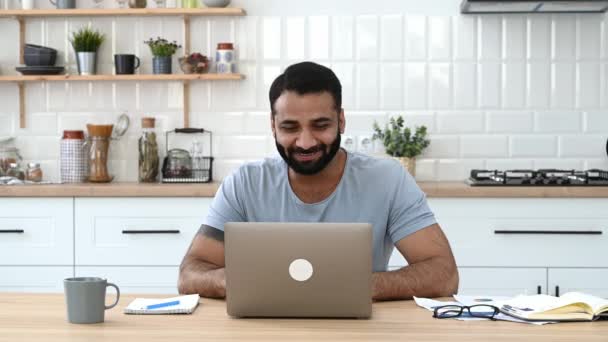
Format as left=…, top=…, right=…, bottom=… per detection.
left=64, top=277, right=120, bottom=324
left=49, top=0, right=76, bottom=8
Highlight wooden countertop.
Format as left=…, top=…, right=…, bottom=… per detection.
left=1, top=181, right=608, bottom=198
left=1, top=293, right=606, bottom=342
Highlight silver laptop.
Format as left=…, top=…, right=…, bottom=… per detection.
left=225, top=222, right=372, bottom=318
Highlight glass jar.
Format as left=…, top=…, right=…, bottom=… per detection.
left=7, top=162, right=25, bottom=180
left=216, top=42, right=235, bottom=74
left=163, top=148, right=192, bottom=178
left=0, top=147, right=22, bottom=176
left=26, top=162, right=43, bottom=182
left=138, top=117, right=159, bottom=183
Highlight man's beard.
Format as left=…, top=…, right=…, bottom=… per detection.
left=275, top=131, right=342, bottom=175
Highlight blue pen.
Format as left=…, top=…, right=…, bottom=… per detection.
left=146, top=300, right=180, bottom=310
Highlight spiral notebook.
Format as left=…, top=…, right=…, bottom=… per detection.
left=124, top=294, right=200, bottom=315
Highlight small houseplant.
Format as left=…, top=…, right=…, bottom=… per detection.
left=372, top=116, right=430, bottom=177
left=144, top=37, right=181, bottom=74
left=69, top=27, right=105, bottom=75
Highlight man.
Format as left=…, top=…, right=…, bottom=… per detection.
left=178, top=61, right=458, bottom=300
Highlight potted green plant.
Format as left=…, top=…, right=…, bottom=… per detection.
left=69, top=27, right=105, bottom=76
left=144, top=37, right=181, bottom=74
left=372, top=116, right=430, bottom=177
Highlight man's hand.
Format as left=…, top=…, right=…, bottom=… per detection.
left=371, top=223, right=459, bottom=300
left=178, top=225, right=227, bottom=298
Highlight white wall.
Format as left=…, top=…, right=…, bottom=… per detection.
left=0, top=0, right=607, bottom=181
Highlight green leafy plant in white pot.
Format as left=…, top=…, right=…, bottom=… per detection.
left=69, top=27, right=105, bottom=76
left=372, top=116, right=430, bottom=178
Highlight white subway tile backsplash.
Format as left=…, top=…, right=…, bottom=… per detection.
left=380, top=15, right=403, bottom=61
left=210, top=18, right=235, bottom=53
left=584, top=111, right=608, bottom=133
left=527, top=15, right=551, bottom=60
left=258, top=64, right=282, bottom=110
left=405, top=15, right=427, bottom=60
left=551, top=14, right=576, bottom=60
left=485, top=159, right=534, bottom=170
left=356, top=15, right=379, bottom=61
left=235, top=17, right=258, bottom=61
left=428, top=63, right=451, bottom=109
left=245, top=112, right=272, bottom=135
left=309, top=16, right=329, bottom=60
left=332, top=16, right=354, bottom=60
left=428, top=16, right=451, bottom=61
left=262, top=17, right=281, bottom=60
left=535, top=111, right=582, bottom=133
left=453, top=63, right=476, bottom=109
left=502, top=16, right=525, bottom=60
left=286, top=17, right=306, bottom=60
left=527, top=62, right=550, bottom=108
left=215, top=135, right=270, bottom=158
left=576, top=63, right=600, bottom=108
left=487, top=111, right=533, bottom=133
left=0, top=114, right=14, bottom=136
left=502, top=62, right=525, bottom=108
left=585, top=159, right=608, bottom=170
left=532, top=159, right=584, bottom=170
left=380, top=64, right=403, bottom=110
left=422, top=135, right=459, bottom=158
left=232, top=63, right=257, bottom=110
left=559, top=135, right=607, bottom=158
left=404, top=62, right=427, bottom=109
left=331, top=62, right=355, bottom=109
left=347, top=112, right=387, bottom=134
left=436, top=111, right=484, bottom=133
left=461, top=135, right=508, bottom=158
left=437, top=159, right=485, bottom=181
left=356, top=63, right=379, bottom=109
left=479, top=62, right=501, bottom=108
left=510, top=135, right=557, bottom=157
left=22, top=112, right=58, bottom=136
left=551, top=62, right=575, bottom=108
left=453, top=15, right=476, bottom=61
left=577, top=14, right=602, bottom=60
left=414, top=159, right=436, bottom=181
left=402, top=112, right=436, bottom=133
left=478, top=16, right=501, bottom=60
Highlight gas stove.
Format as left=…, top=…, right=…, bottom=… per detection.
left=468, top=169, right=608, bottom=186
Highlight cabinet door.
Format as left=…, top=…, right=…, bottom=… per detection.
left=75, top=266, right=179, bottom=294
left=548, top=268, right=608, bottom=298
left=0, top=266, right=73, bottom=293
left=75, top=198, right=212, bottom=266
left=0, top=198, right=73, bottom=265
left=458, top=267, right=547, bottom=296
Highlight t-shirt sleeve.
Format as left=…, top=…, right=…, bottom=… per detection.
left=203, top=169, right=246, bottom=231
left=387, top=165, right=437, bottom=244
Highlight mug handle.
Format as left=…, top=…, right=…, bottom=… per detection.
left=134, top=56, right=141, bottom=70
left=105, top=282, right=120, bottom=310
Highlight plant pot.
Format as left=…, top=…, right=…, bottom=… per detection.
left=153, top=56, right=172, bottom=74
left=76, top=52, right=97, bottom=75
left=393, top=156, right=416, bottom=178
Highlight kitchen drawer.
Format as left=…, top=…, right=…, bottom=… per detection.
left=0, top=198, right=73, bottom=265
left=75, top=266, right=179, bottom=294
left=458, top=267, right=547, bottom=296
left=548, top=268, right=608, bottom=298
left=75, top=198, right=211, bottom=266
left=428, top=199, right=608, bottom=267
left=0, top=266, right=73, bottom=293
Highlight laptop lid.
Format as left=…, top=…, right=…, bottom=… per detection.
left=225, top=222, right=373, bottom=318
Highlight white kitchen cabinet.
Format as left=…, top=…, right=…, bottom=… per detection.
left=0, top=266, right=73, bottom=293
left=75, top=266, right=180, bottom=294
left=75, top=198, right=212, bottom=266
left=548, top=268, right=608, bottom=298
left=0, top=198, right=73, bottom=266
left=457, top=267, right=547, bottom=296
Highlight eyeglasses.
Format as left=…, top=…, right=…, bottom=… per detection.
left=433, top=305, right=500, bottom=320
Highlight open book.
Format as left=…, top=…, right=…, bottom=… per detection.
left=498, top=292, right=608, bottom=321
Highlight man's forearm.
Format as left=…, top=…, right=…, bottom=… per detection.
left=372, top=256, right=458, bottom=301
left=178, top=257, right=226, bottom=298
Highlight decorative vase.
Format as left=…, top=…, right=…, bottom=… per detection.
left=152, top=56, right=172, bottom=74
left=393, top=156, right=416, bottom=178
left=76, top=52, right=97, bottom=75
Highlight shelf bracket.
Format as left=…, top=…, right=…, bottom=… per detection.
left=18, top=82, right=26, bottom=129
left=18, top=16, right=25, bottom=65
left=183, top=80, right=190, bottom=128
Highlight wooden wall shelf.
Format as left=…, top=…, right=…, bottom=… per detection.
left=0, top=7, right=246, bottom=129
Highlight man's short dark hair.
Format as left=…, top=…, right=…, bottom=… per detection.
left=269, top=61, right=342, bottom=115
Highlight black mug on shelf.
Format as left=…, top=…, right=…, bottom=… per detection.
left=114, top=54, right=141, bottom=75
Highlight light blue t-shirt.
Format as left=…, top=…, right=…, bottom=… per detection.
left=204, top=151, right=437, bottom=272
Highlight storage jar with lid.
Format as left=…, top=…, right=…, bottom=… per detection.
left=0, top=147, right=22, bottom=176
left=26, top=162, right=43, bottom=182
left=7, top=162, right=25, bottom=180
left=216, top=42, right=235, bottom=74
left=138, top=117, right=159, bottom=183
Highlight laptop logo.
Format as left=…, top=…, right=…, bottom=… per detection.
left=288, top=259, right=314, bottom=282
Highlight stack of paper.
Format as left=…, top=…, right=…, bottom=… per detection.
left=124, top=294, right=200, bottom=315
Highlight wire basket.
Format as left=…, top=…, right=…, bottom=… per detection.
left=161, top=128, right=213, bottom=183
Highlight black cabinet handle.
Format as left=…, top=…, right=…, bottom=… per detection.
left=175, top=128, right=205, bottom=134
left=555, top=286, right=560, bottom=297
left=0, top=229, right=24, bottom=233
left=494, top=230, right=602, bottom=235
left=122, top=230, right=180, bottom=234
left=537, top=285, right=542, bottom=295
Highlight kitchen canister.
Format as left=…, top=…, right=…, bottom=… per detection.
left=60, top=130, right=88, bottom=183
left=215, top=42, right=235, bottom=74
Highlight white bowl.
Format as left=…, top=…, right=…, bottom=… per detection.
left=203, top=0, right=230, bottom=7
